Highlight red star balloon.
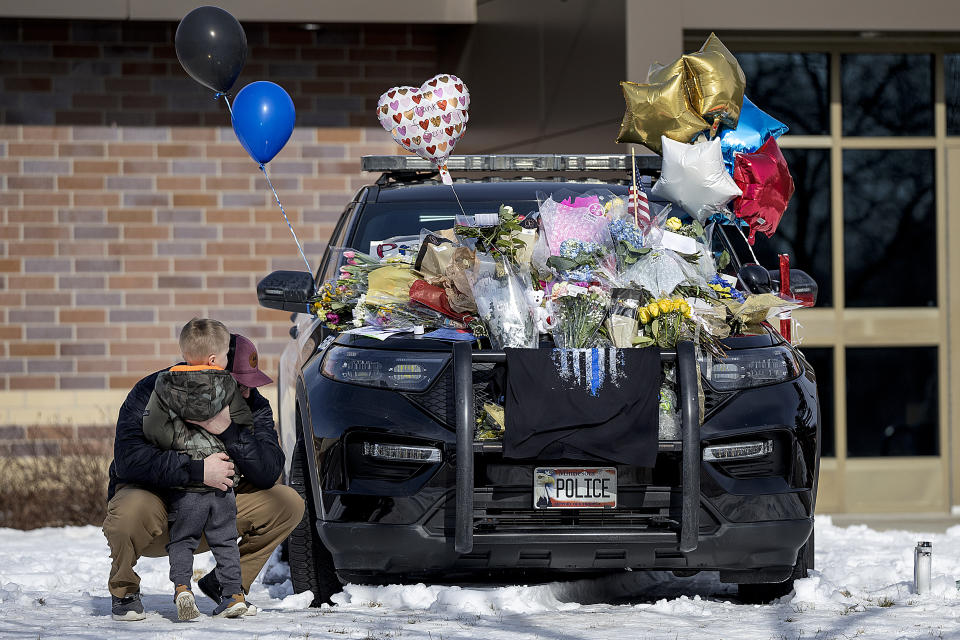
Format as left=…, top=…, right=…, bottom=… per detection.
left=732, top=136, right=794, bottom=244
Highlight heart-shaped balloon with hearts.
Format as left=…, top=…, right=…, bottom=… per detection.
left=376, top=73, right=470, bottom=185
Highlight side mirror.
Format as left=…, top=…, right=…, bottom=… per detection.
left=737, top=264, right=772, bottom=294
left=767, top=268, right=818, bottom=308
left=257, top=271, right=315, bottom=313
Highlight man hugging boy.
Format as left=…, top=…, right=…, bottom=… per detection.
left=142, top=318, right=252, bottom=620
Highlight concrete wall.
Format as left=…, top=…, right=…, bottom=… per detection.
left=456, top=0, right=627, bottom=155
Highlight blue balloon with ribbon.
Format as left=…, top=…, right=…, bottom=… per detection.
left=231, top=81, right=295, bottom=165
left=719, top=96, right=788, bottom=174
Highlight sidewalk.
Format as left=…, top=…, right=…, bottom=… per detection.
left=824, top=512, right=960, bottom=533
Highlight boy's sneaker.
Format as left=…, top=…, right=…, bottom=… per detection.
left=111, top=592, right=146, bottom=621
left=212, top=593, right=247, bottom=618
left=174, top=585, right=201, bottom=621
left=198, top=571, right=258, bottom=616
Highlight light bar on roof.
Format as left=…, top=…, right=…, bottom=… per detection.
left=361, top=154, right=661, bottom=173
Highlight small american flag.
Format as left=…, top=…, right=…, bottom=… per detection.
left=628, top=184, right=651, bottom=228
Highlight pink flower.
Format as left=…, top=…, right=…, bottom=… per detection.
left=347, top=259, right=357, bottom=265
left=326, top=312, right=340, bottom=323
left=343, top=251, right=356, bottom=259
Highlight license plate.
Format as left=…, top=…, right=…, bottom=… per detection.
left=533, top=467, right=617, bottom=509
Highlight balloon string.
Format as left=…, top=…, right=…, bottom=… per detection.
left=260, top=164, right=314, bottom=277
left=449, top=182, right=467, bottom=219
left=216, top=92, right=234, bottom=117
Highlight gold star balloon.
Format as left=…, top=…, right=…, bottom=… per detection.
left=616, top=73, right=709, bottom=155
left=682, top=33, right=746, bottom=128
left=647, top=57, right=684, bottom=85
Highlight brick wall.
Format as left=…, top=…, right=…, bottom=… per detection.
left=0, top=18, right=449, bottom=454
left=0, top=18, right=443, bottom=127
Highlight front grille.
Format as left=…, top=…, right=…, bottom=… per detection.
left=403, top=362, right=496, bottom=426
left=702, top=384, right=732, bottom=417
left=475, top=508, right=676, bottom=531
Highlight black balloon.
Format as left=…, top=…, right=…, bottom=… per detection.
left=175, top=6, right=247, bottom=94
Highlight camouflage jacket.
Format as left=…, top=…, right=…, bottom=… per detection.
left=142, top=365, right=253, bottom=491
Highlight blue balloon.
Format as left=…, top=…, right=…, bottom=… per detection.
left=231, top=81, right=295, bottom=165
left=719, top=96, right=788, bottom=174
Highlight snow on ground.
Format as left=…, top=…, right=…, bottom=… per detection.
left=2, top=517, right=960, bottom=639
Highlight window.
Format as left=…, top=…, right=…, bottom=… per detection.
left=842, top=149, right=936, bottom=307
left=845, top=347, right=938, bottom=457
left=737, top=52, right=829, bottom=135
left=946, top=54, right=960, bottom=135
left=728, top=40, right=951, bottom=470
left=841, top=54, right=934, bottom=137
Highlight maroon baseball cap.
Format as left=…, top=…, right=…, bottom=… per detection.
left=228, top=334, right=273, bottom=387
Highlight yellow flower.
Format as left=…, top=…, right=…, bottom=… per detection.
left=658, top=299, right=672, bottom=314
left=666, top=217, right=682, bottom=231
left=647, top=302, right=660, bottom=318
left=638, top=308, right=651, bottom=324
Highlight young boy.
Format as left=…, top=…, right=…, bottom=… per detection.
left=142, top=318, right=252, bottom=620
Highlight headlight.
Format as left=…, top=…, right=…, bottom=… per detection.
left=701, top=346, right=801, bottom=391
left=320, top=345, right=449, bottom=392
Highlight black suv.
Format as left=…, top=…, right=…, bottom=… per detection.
left=257, top=154, right=820, bottom=605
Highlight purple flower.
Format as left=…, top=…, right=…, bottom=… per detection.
left=326, top=312, right=340, bottom=323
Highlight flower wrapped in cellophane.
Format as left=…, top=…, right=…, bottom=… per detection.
left=548, top=282, right=611, bottom=349
left=537, top=190, right=617, bottom=284
left=309, top=249, right=383, bottom=330
left=465, top=252, right=538, bottom=350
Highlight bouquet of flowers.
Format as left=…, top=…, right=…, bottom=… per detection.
left=308, top=249, right=382, bottom=330
left=609, top=217, right=648, bottom=270
left=635, top=296, right=692, bottom=349
left=454, top=204, right=534, bottom=264
left=359, top=300, right=455, bottom=331
left=465, top=253, right=538, bottom=350
left=548, top=282, right=611, bottom=349
left=538, top=191, right=617, bottom=283
left=546, top=238, right=608, bottom=282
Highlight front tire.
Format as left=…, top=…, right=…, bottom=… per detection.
left=737, top=530, right=814, bottom=604
left=287, top=434, right=342, bottom=606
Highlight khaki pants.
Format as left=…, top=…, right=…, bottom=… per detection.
left=102, top=482, right=304, bottom=598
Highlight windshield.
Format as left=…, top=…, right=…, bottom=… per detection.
left=347, top=200, right=542, bottom=255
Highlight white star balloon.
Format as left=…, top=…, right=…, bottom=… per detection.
left=650, top=136, right=742, bottom=223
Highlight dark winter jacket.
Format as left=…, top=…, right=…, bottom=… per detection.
left=107, top=365, right=284, bottom=501
left=142, top=365, right=253, bottom=490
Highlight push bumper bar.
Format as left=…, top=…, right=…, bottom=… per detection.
left=452, top=341, right=701, bottom=555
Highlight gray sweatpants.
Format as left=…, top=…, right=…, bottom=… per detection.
left=165, top=489, right=242, bottom=595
